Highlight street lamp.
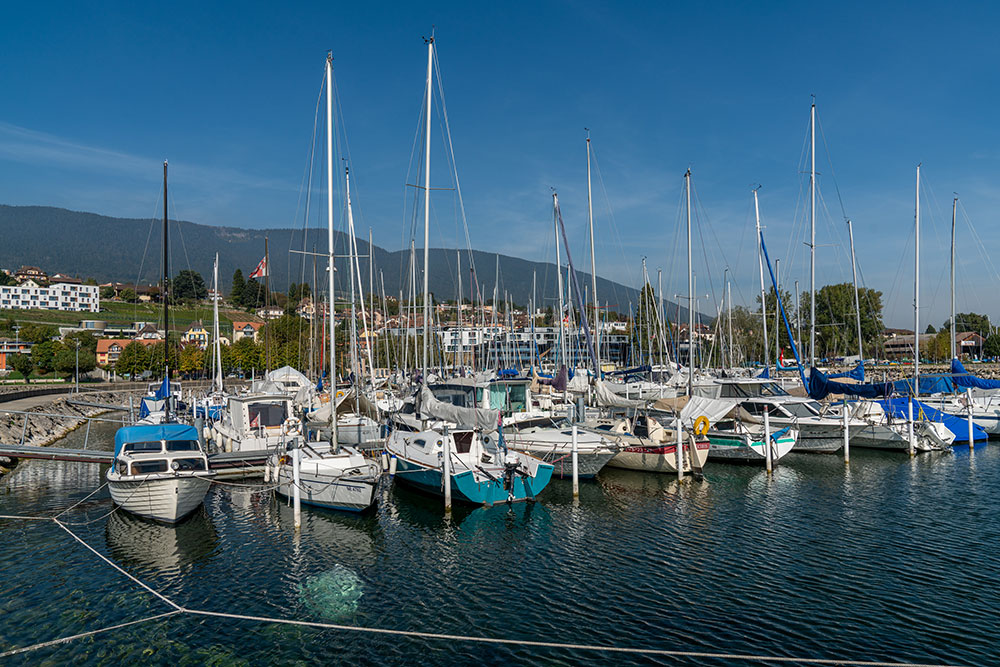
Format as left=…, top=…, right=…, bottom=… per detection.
left=74, top=339, right=80, bottom=393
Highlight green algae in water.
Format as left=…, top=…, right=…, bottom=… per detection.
left=298, top=565, right=364, bottom=620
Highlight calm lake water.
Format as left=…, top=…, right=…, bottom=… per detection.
left=1, top=422, right=998, bottom=665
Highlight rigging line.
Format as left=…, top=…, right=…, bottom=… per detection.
left=432, top=45, right=479, bottom=284
left=590, top=143, right=637, bottom=308
left=690, top=180, right=722, bottom=310
left=134, top=183, right=163, bottom=326
left=815, top=109, right=850, bottom=222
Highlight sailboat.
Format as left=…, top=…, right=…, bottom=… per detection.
left=107, top=161, right=215, bottom=523
left=385, top=36, right=553, bottom=505
left=266, top=53, right=381, bottom=513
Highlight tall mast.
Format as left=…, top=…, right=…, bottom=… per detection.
left=325, top=52, right=338, bottom=447
left=810, top=100, right=817, bottom=367
left=657, top=268, right=664, bottom=368
left=456, top=250, right=462, bottom=370
left=586, top=130, right=599, bottom=370
left=914, top=164, right=921, bottom=392
left=686, top=169, right=693, bottom=397
left=795, top=280, right=802, bottom=362
left=310, top=245, right=317, bottom=379
left=553, top=194, right=567, bottom=368
left=347, top=167, right=358, bottom=381
left=950, top=196, right=958, bottom=360
left=264, top=235, right=271, bottom=371
left=847, top=219, right=863, bottom=361
left=212, top=253, right=222, bottom=392
left=727, top=277, right=734, bottom=368
left=775, top=258, right=780, bottom=366
left=162, top=160, right=170, bottom=398
left=754, top=187, right=769, bottom=370
left=421, top=35, right=433, bottom=379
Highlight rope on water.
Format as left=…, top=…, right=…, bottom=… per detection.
left=53, top=482, right=109, bottom=519
left=0, top=508, right=963, bottom=667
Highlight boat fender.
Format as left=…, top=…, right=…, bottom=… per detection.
left=388, top=455, right=398, bottom=477
left=264, top=464, right=271, bottom=483
left=693, top=416, right=710, bottom=437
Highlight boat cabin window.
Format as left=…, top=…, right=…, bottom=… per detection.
left=759, top=382, right=790, bottom=397
left=249, top=402, right=287, bottom=427
left=165, top=440, right=200, bottom=452
left=400, top=402, right=415, bottom=415
left=453, top=431, right=474, bottom=454
left=739, top=402, right=769, bottom=416
left=131, top=460, right=168, bottom=474
left=506, top=384, right=527, bottom=413
left=720, top=384, right=752, bottom=398
left=172, top=457, right=207, bottom=471
left=781, top=402, right=819, bottom=418
left=123, top=441, right=162, bottom=453
left=431, top=385, right=476, bottom=408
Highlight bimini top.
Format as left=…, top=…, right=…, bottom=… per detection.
left=114, top=423, right=200, bottom=458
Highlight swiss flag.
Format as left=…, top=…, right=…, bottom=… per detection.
left=250, top=413, right=260, bottom=428
left=249, top=256, right=267, bottom=279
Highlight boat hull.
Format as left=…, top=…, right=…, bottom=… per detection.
left=107, top=474, right=213, bottom=523
left=605, top=441, right=710, bottom=474
left=270, top=451, right=380, bottom=513
left=706, top=431, right=796, bottom=463
left=393, top=456, right=554, bottom=505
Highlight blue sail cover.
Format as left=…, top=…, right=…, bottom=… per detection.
left=808, top=367, right=894, bottom=400
left=877, top=398, right=987, bottom=443
left=757, top=367, right=770, bottom=379
left=951, top=359, right=1000, bottom=390
left=826, top=361, right=865, bottom=382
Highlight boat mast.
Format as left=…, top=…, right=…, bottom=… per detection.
left=950, top=196, right=958, bottom=360
left=326, top=53, right=338, bottom=447
left=457, top=250, right=462, bottom=371
left=775, top=258, right=780, bottom=368
left=914, top=164, right=921, bottom=394
left=421, top=35, right=433, bottom=379
left=727, top=277, right=734, bottom=368
left=847, top=219, right=863, bottom=362
left=213, top=253, right=223, bottom=392
left=586, top=130, right=599, bottom=371
left=754, top=186, right=770, bottom=370
left=553, top=194, right=567, bottom=368
left=264, top=235, right=271, bottom=372
left=162, top=159, right=170, bottom=414
left=347, top=167, right=358, bottom=383
left=810, top=100, right=817, bottom=367
left=686, top=169, right=693, bottom=397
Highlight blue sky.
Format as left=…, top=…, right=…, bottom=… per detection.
left=2, top=1, right=1000, bottom=328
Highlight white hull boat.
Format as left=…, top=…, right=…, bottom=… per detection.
left=268, top=443, right=380, bottom=513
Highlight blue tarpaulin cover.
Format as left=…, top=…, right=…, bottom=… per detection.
left=112, top=423, right=200, bottom=469
left=826, top=361, right=865, bottom=382
left=877, top=398, right=987, bottom=443
left=950, top=359, right=1000, bottom=390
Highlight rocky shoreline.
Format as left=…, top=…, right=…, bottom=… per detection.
left=0, top=390, right=142, bottom=475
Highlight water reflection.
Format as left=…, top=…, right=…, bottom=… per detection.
left=105, top=505, right=219, bottom=575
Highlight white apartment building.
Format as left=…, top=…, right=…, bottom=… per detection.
left=0, top=280, right=99, bottom=313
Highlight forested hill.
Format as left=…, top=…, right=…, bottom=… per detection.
left=0, top=204, right=702, bottom=322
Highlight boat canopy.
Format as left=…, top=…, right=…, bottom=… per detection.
left=826, top=361, right=865, bottom=382
left=950, top=359, right=1000, bottom=390
left=594, top=379, right=645, bottom=408
left=418, top=384, right=499, bottom=431
left=114, top=423, right=200, bottom=459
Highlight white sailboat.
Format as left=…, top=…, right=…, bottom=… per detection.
left=267, top=52, right=381, bottom=513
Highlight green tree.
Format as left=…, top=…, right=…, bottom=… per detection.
left=242, top=278, right=264, bottom=310
left=63, top=331, right=98, bottom=356
left=0, top=273, right=16, bottom=286
left=147, top=342, right=180, bottom=377
left=31, top=340, right=59, bottom=375
left=19, top=323, right=57, bottom=344
left=99, top=286, right=115, bottom=300
left=925, top=324, right=937, bottom=334
left=9, top=353, right=33, bottom=381
left=230, top=337, right=262, bottom=373
left=172, top=270, right=208, bottom=302
left=54, top=346, right=96, bottom=379
left=230, top=269, right=245, bottom=307
left=943, top=313, right=991, bottom=338
left=178, top=344, right=204, bottom=375
left=984, top=334, right=1000, bottom=358
left=115, top=341, right=149, bottom=378
left=799, top=284, right=883, bottom=360
left=121, top=288, right=137, bottom=303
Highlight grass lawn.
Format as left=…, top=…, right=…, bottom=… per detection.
left=2, top=302, right=260, bottom=332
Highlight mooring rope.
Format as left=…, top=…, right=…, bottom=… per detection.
left=0, top=509, right=961, bottom=667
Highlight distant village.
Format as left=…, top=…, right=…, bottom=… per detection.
left=0, top=263, right=992, bottom=381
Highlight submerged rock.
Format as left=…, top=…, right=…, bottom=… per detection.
left=298, top=565, right=364, bottom=620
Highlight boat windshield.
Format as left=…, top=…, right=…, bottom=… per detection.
left=431, top=385, right=477, bottom=408
left=123, top=441, right=162, bottom=453
left=759, top=382, right=789, bottom=397
left=249, top=402, right=287, bottom=427
left=165, top=440, right=200, bottom=452
left=131, top=460, right=168, bottom=474
left=172, top=457, right=207, bottom=471
left=781, top=402, right=819, bottom=418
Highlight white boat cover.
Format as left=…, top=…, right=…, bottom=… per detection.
left=679, top=396, right=737, bottom=426
left=594, top=379, right=646, bottom=408
left=307, top=389, right=379, bottom=423
left=418, top=385, right=499, bottom=431
left=266, top=365, right=312, bottom=389
left=565, top=370, right=590, bottom=394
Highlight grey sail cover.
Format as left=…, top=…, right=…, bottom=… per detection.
left=418, top=385, right=499, bottom=431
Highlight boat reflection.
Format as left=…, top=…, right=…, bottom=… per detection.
left=105, top=505, right=219, bottom=575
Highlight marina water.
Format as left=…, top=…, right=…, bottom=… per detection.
left=2, top=422, right=998, bottom=665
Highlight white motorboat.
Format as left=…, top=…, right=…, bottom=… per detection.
left=107, top=423, right=215, bottom=523
left=267, top=439, right=381, bottom=513
left=586, top=415, right=710, bottom=475
left=705, top=422, right=798, bottom=464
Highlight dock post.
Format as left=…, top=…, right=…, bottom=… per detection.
left=763, top=406, right=773, bottom=473
left=842, top=399, right=850, bottom=465
left=571, top=423, right=579, bottom=497
left=967, top=388, right=975, bottom=451
left=443, top=426, right=452, bottom=511
left=675, top=414, right=684, bottom=481
left=907, top=395, right=915, bottom=457
left=292, top=443, right=302, bottom=530
left=129, top=395, right=134, bottom=424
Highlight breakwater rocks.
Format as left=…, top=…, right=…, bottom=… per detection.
left=0, top=390, right=141, bottom=475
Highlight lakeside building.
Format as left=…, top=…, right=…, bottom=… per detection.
left=0, top=339, right=33, bottom=370
left=0, top=280, right=99, bottom=313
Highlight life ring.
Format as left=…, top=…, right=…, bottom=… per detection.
left=693, top=415, right=710, bottom=437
